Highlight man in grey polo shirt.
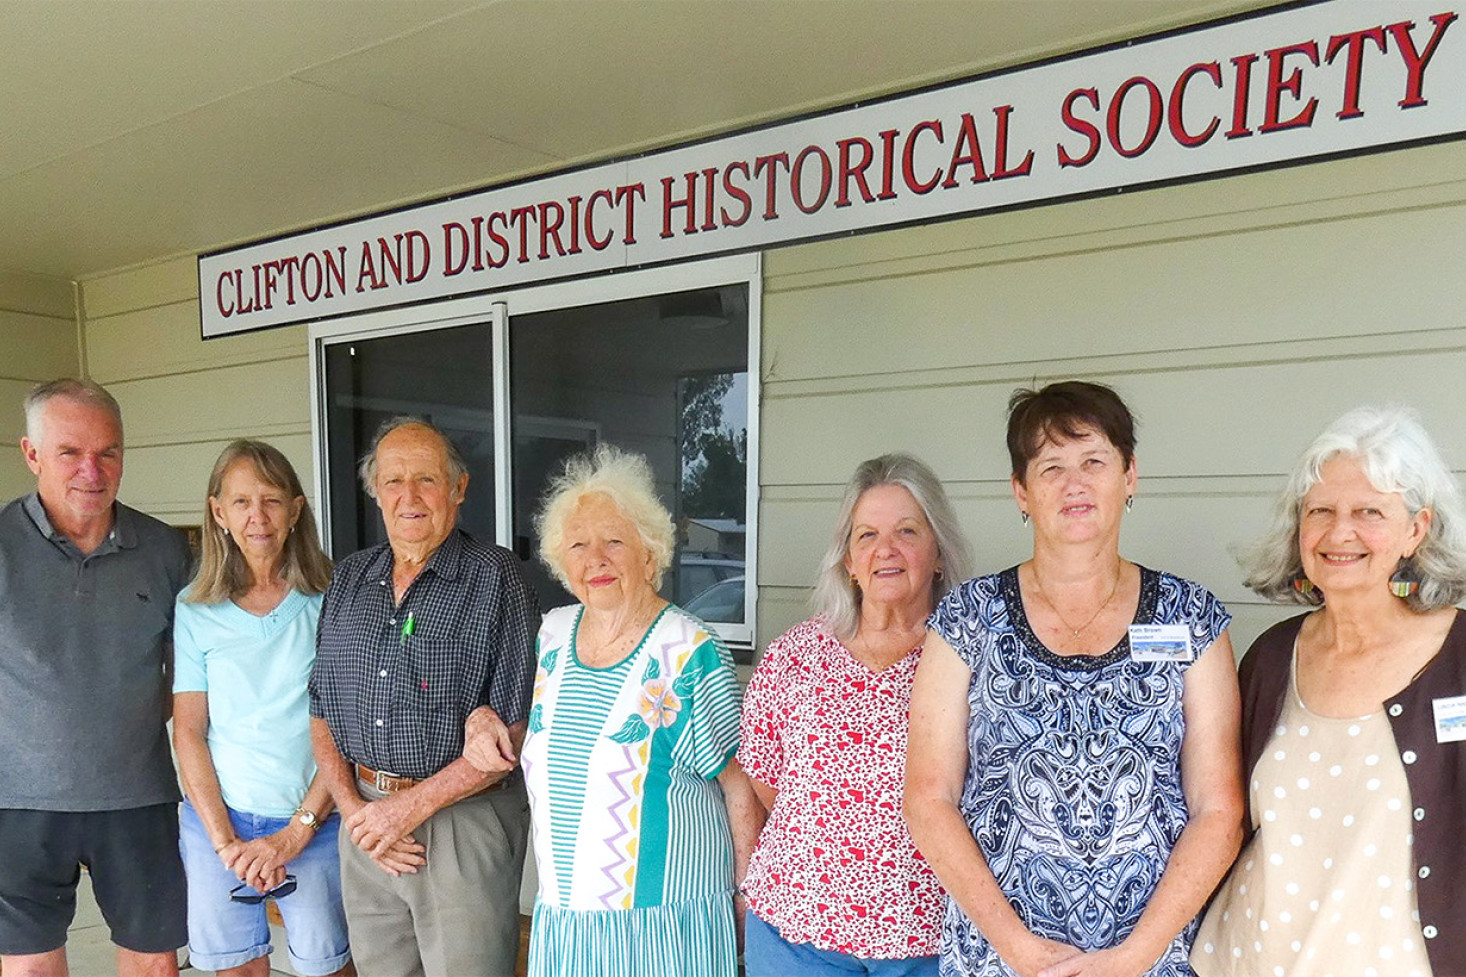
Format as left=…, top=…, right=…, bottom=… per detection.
left=0, top=379, right=192, bottom=977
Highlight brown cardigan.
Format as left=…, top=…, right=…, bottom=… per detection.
left=1237, top=611, right=1466, bottom=977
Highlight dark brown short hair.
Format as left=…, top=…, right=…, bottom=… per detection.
left=1006, top=380, right=1137, bottom=482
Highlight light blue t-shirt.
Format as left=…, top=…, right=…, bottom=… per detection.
left=173, top=589, right=323, bottom=817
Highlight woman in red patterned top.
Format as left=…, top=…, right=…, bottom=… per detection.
left=739, top=453, right=973, bottom=976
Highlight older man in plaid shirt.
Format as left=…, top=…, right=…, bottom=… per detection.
left=310, top=417, right=538, bottom=977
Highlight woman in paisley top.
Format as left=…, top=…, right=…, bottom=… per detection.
left=905, top=380, right=1245, bottom=977
left=506, top=444, right=762, bottom=977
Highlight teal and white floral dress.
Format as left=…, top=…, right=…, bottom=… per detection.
left=522, top=602, right=743, bottom=977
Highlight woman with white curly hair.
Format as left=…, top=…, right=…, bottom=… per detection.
left=1194, top=405, right=1466, bottom=977
left=485, top=443, right=762, bottom=977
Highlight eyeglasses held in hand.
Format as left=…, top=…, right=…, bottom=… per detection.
left=229, top=874, right=297, bottom=903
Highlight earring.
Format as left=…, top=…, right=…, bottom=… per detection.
left=1291, top=574, right=1315, bottom=597
left=1389, top=558, right=1421, bottom=599
left=1125, top=496, right=1134, bottom=512
left=1020, top=511, right=1030, bottom=526
left=222, top=527, right=230, bottom=537
left=933, top=567, right=944, bottom=580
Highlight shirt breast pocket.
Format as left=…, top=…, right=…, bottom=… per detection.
left=401, top=638, right=465, bottom=745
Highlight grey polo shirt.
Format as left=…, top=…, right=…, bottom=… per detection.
left=0, top=493, right=191, bottom=811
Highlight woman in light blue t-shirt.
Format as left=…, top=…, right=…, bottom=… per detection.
left=172, top=440, right=352, bottom=977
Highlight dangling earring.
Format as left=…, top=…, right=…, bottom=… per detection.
left=1125, top=496, right=1134, bottom=512
left=1291, top=574, right=1315, bottom=597
left=1020, top=511, right=1030, bottom=526
left=1389, top=558, right=1421, bottom=599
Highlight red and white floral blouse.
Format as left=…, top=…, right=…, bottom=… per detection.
left=738, top=616, right=943, bottom=959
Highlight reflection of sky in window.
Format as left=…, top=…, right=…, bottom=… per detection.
left=724, top=372, right=748, bottom=435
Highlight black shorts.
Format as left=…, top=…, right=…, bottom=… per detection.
left=0, top=804, right=187, bottom=955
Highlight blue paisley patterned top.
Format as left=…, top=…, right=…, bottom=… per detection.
left=927, top=566, right=1230, bottom=977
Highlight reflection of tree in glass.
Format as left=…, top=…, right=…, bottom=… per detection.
left=680, top=373, right=746, bottom=521
left=684, top=429, right=746, bottom=520
left=679, top=373, right=732, bottom=462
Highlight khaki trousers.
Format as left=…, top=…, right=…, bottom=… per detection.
left=339, top=778, right=530, bottom=977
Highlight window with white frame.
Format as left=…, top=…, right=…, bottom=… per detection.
left=311, top=256, right=760, bottom=650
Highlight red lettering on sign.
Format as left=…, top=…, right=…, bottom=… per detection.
left=1169, top=62, right=1223, bottom=148
left=1389, top=12, right=1458, bottom=108
left=1058, top=88, right=1101, bottom=167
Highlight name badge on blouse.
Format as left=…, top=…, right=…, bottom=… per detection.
left=1433, top=694, right=1466, bottom=744
left=1127, top=624, right=1193, bottom=663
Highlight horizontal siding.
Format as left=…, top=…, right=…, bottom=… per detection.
left=118, top=433, right=315, bottom=525
left=72, top=142, right=1466, bottom=655
left=85, top=298, right=306, bottom=384
left=80, top=257, right=313, bottom=524
left=757, top=141, right=1466, bottom=654
left=0, top=273, right=79, bottom=504
left=0, top=310, right=78, bottom=382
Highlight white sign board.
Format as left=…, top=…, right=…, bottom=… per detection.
left=200, top=1, right=1466, bottom=337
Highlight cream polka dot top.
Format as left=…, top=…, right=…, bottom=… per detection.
left=1193, top=657, right=1432, bottom=977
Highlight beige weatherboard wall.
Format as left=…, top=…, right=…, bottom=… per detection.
left=69, top=139, right=1466, bottom=659
left=80, top=260, right=314, bottom=525
left=757, top=139, right=1466, bottom=653
left=0, top=272, right=80, bottom=500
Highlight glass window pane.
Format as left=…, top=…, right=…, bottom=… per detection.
left=321, top=323, right=496, bottom=556
left=510, top=285, right=750, bottom=626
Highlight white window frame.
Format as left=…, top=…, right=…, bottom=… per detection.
left=308, top=253, right=762, bottom=648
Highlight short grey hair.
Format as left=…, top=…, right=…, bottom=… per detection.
left=24, top=378, right=123, bottom=446
left=357, top=415, right=469, bottom=499
left=813, top=453, right=973, bottom=641
left=536, top=444, right=676, bottom=592
left=1243, top=405, right=1466, bottom=610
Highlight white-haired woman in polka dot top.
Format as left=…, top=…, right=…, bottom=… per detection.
left=1194, top=405, right=1466, bottom=977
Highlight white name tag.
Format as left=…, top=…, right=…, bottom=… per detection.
left=1432, top=694, right=1466, bottom=744
left=1128, top=624, right=1193, bottom=663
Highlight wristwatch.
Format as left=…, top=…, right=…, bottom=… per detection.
left=294, top=807, right=322, bottom=832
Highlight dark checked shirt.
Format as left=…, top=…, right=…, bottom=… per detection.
left=309, top=529, right=538, bottom=781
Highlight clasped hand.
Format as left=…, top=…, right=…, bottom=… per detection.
left=1017, top=935, right=1148, bottom=977
left=462, top=705, right=517, bottom=775
left=346, top=792, right=428, bottom=877
left=217, top=828, right=304, bottom=894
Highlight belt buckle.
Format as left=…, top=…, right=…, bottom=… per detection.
left=375, top=769, right=396, bottom=792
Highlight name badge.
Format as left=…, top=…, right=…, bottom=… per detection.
left=1128, top=624, right=1193, bottom=663
left=1433, top=694, right=1466, bottom=744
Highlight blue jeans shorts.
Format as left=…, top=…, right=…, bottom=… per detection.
left=745, top=910, right=940, bottom=977
left=179, top=799, right=350, bottom=976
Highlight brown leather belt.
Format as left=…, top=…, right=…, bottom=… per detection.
left=355, top=762, right=516, bottom=795
left=356, top=763, right=420, bottom=793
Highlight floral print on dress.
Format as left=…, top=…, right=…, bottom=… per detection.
left=738, top=616, right=943, bottom=959
left=637, top=676, right=683, bottom=729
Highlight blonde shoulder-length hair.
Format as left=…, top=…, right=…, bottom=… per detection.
left=185, top=439, right=332, bottom=603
